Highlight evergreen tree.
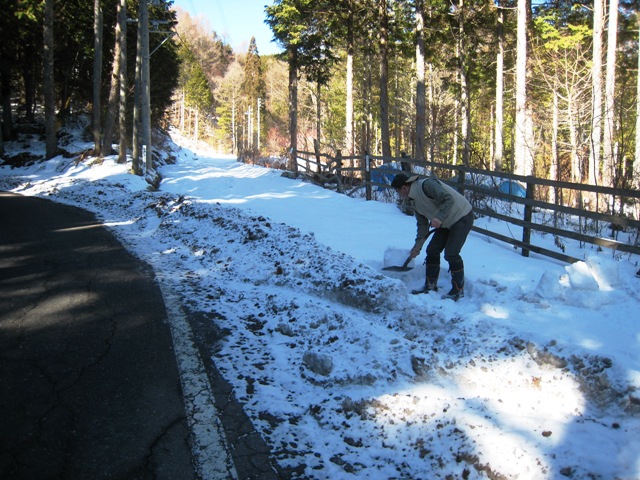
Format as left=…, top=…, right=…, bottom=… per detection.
left=266, top=0, right=310, bottom=170
left=177, top=42, right=213, bottom=139
left=173, top=9, right=233, bottom=143
left=216, top=60, right=244, bottom=153
left=241, top=37, right=267, bottom=154
left=241, top=38, right=266, bottom=102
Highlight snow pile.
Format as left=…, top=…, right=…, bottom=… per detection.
left=2, top=129, right=640, bottom=479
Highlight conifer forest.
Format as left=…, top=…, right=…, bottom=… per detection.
left=2, top=0, right=640, bottom=193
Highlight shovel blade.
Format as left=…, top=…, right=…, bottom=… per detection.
left=382, top=251, right=414, bottom=272
left=382, top=259, right=413, bottom=272
left=382, top=265, right=414, bottom=272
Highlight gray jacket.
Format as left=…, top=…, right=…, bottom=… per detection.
left=407, top=177, right=472, bottom=248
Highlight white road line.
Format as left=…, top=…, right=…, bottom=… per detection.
left=159, top=283, right=238, bottom=480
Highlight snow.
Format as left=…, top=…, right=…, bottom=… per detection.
left=2, top=129, right=640, bottom=479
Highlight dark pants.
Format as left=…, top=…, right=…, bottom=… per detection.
left=425, top=211, right=474, bottom=270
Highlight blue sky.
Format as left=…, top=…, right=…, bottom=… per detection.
left=172, top=0, right=283, bottom=56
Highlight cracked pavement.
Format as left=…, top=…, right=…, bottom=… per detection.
left=0, top=192, right=197, bottom=479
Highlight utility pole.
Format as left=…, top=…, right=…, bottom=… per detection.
left=131, top=0, right=173, bottom=175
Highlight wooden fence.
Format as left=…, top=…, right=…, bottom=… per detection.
left=293, top=148, right=640, bottom=264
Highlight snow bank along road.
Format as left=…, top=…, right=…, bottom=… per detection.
left=1, top=140, right=640, bottom=478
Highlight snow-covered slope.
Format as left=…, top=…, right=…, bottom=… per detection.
left=2, top=130, right=639, bottom=479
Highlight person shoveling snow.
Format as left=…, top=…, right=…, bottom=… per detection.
left=391, top=173, right=473, bottom=300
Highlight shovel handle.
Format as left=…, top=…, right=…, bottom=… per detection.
left=412, top=229, right=437, bottom=258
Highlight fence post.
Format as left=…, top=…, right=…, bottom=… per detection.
left=400, top=151, right=412, bottom=172
left=289, top=148, right=297, bottom=174
left=335, top=150, right=343, bottom=193
left=522, top=177, right=534, bottom=257
left=365, top=152, right=372, bottom=201
left=455, top=167, right=466, bottom=195
left=313, top=139, right=321, bottom=172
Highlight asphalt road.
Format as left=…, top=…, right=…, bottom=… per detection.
left=0, top=192, right=200, bottom=479
left=0, top=191, right=290, bottom=480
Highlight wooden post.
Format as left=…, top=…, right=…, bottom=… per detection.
left=365, top=152, right=372, bottom=201
left=400, top=151, right=412, bottom=172
left=335, top=150, right=343, bottom=193
left=289, top=148, right=297, bottom=174
left=313, top=139, right=321, bottom=173
left=455, top=167, right=466, bottom=195
left=522, top=177, right=534, bottom=257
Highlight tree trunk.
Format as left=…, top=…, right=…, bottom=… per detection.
left=195, top=107, right=199, bottom=142
left=1, top=76, right=13, bottom=142
left=568, top=93, right=581, bottom=184
left=103, top=0, right=125, bottom=156
left=415, top=0, right=426, bottom=162
left=514, top=0, right=531, bottom=176
left=247, top=104, right=252, bottom=149
left=345, top=14, right=355, bottom=157
left=458, top=0, right=470, bottom=166
left=316, top=81, right=321, bottom=145
left=231, top=93, right=236, bottom=154
left=453, top=97, right=459, bottom=164
left=22, top=61, right=37, bottom=123
left=393, top=70, right=401, bottom=156
left=551, top=88, right=558, bottom=203
left=428, top=62, right=436, bottom=162
left=362, top=59, right=373, bottom=154
left=93, top=0, right=103, bottom=155
left=132, top=20, right=142, bottom=175
left=494, top=2, right=504, bottom=171
left=635, top=23, right=640, bottom=189
left=589, top=0, right=604, bottom=185
left=117, top=0, right=127, bottom=164
left=140, top=0, right=152, bottom=171
left=44, top=0, right=57, bottom=159
left=602, top=0, right=618, bottom=187
left=0, top=104, right=3, bottom=156
left=288, top=48, right=298, bottom=173
left=257, top=97, right=261, bottom=151
left=378, top=0, right=391, bottom=158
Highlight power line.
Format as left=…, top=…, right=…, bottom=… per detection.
left=214, top=0, right=231, bottom=40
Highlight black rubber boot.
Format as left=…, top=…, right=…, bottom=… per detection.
left=411, top=263, right=440, bottom=294
left=443, top=262, right=464, bottom=301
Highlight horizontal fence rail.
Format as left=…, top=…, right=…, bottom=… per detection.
left=293, top=149, right=640, bottom=264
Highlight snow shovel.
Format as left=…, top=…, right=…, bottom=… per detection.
left=381, top=229, right=437, bottom=272
left=382, top=255, right=414, bottom=272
